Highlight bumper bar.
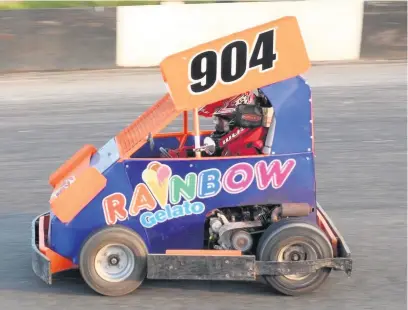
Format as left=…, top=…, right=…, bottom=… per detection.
left=31, top=212, right=52, bottom=284
left=31, top=212, right=75, bottom=284
left=316, top=202, right=352, bottom=260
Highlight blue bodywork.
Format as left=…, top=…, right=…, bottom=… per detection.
left=48, top=75, right=314, bottom=265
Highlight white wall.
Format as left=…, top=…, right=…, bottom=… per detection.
left=117, top=0, right=364, bottom=67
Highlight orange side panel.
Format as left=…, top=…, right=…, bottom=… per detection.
left=49, top=144, right=97, bottom=188
left=51, top=167, right=107, bottom=223
left=165, top=249, right=242, bottom=256
left=317, top=210, right=338, bottom=257
left=115, top=94, right=180, bottom=159
left=39, top=215, right=75, bottom=274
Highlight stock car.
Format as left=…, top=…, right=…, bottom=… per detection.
left=31, top=16, right=352, bottom=297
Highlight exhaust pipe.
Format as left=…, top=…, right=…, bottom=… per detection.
left=271, top=203, right=312, bottom=222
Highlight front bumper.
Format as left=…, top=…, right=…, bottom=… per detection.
left=31, top=212, right=76, bottom=284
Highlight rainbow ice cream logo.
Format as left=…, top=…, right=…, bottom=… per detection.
left=142, top=162, right=172, bottom=209
left=102, top=158, right=296, bottom=228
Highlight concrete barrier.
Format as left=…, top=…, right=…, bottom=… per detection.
left=117, top=1, right=365, bottom=67
left=0, top=1, right=405, bottom=72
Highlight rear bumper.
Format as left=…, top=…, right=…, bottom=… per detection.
left=316, top=202, right=352, bottom=274
left=31, top=212, right=76, bottom=284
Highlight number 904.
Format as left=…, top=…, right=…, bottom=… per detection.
left=188, top=28, right=278, bottom=95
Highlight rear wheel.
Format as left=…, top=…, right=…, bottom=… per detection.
left=256, top=219, right=333, bottom=296
left=79, top=226, right=148, bottom=296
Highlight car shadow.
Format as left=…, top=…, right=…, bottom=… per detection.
left=13, top=268, right=284, bottom=297
left=141, top=277, right=280, bottom=297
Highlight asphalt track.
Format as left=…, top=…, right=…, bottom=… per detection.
left=0, top=63, right=406, bottom=309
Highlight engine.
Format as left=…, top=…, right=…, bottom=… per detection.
left=205, top=205, right=276, bottom=253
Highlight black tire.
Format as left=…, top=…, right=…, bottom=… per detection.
left=256, top=218, right=333, bottom=296
left=79, top=225, right=148, bottom=297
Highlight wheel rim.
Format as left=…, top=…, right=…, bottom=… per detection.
left=94, top=244, right=135, bottom=282
left=277, top=241, right=318, bottom=281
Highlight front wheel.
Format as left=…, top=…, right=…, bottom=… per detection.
left=79, top=226, right=148, bottom=296
left=256, top=219, right=333, bottom=296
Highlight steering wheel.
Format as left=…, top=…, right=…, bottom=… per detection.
left=159, top=147, right=172, bottom=158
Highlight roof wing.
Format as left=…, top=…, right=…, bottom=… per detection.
left=160, top=16, right=310, bottom=112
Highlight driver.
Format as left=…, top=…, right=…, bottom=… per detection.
left=163, top=90, right=269, bottom=158
left=204, top=92, right=257, bottom=156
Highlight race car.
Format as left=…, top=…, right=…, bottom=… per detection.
left=31, top=16, right=352, bottom=297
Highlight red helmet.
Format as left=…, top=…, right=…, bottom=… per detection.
left=212, top=91, right=256, bottom=132
left=213, top=92, right=256, bottom=119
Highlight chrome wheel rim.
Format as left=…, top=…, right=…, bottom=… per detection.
left=277, top=241, right=318, bottom=281
left=95, top=244, right=135, bottom=282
